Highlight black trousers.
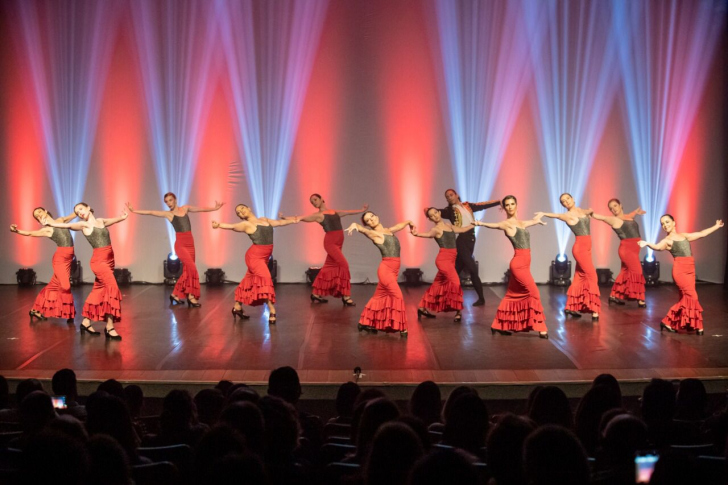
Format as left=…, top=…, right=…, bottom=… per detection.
left=455, top=230, right=484, bottom=300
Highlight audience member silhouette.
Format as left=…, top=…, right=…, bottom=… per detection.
left=52, top=368, right=86, bottom=421
left=409, top=380, right=442, bottom=428
left=442, top=392, right=489, bottom=459
left=144, top=389, right=208, bottom=447
left=0, top=378, right=43, bottom=423
left=641, top=378, right=676, bottom=448
left=409, top=448, right=479, bottom=485
left=574, top=384, right=622, bottom=455
left=364, top=422, right=424, bottom=485
left=523, top=425, right=590, bottom=485
left=330, top=381, right=361, bottom=424
left=486, top=413, right=535, bottom=485
left=195, top=388, right=225, bottom=427
left=219, top=401, right=266, bottom=457
left=528, top=386, right=574, bottom=429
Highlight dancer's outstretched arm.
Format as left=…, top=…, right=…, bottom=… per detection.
left=279, top=211, right=323, bottom=223
left=534, top=211, right=569, bottom=221
left=100, top=210, right=129, bottom=227
left=60, top=212, right=77, bottom=223
left=410, top=225, right=439, bottom=238
left=389, top=220, right=414, bottom=234
left=187, top=201, right=224, bottom=213
left=337, top=204, right=369, bottom=218
left=685, top=220, right=724, bottom=242
left=591, top=212, right=619, bottom=226
left=451, top=223, right=475, bottom=233
left=212, top=220, right=250, bottom=233
left=474, top=220, right=506, bottom=230
left=42, top=218, right=88, bottom=231
left=126, top=202, right=169, bottom=218
left=9, top=225, right=52, bottom=237
left=345, top=222, right=381, bottom=243
left=638, top=238, right=669, bottom=252
left=267, top=217, right=300, bottom=228
left=522, top=216, right=547, bottom=229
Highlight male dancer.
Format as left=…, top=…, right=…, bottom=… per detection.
left=439, top=189, right=500, bottom=306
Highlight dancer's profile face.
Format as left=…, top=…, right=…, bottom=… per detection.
left=164, top=195, right=177, bottom=209
left=560, top=194, right=574, bottom=209
left=660, top=216, right=675, bottom=233
left=309, top=195, right=322, bottom=208
left=427, top=208, right=441, bottom=222
left=362, top=212, right=379, bottom=228
left=608, top=200, right=622, bottom=216
left=445, top=190, right=459, bottom=205
left=503, top=198, right=517, bottom=215
left=74, top=204, right=90, bottom=220
left=33, top=208, right=48, bottom=223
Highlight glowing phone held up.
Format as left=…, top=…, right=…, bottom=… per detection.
left=635, top=451, right=659, bottom=483
left=51, top=395, right=67, bottom=410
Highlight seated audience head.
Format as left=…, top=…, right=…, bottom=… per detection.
left=87, top=434, right=132, bottom=485
left=267, top=366, right=302, bottom=405
left=216, top=379, right=234, bottom=396
left=161, top=389, right=197, bottom=434
left=86, top=393, right=139, bottom=461
left=574, top=384, right=622, bottom=455
left=21, top=429, right=89, bottom=484
left=46, top=414, right=89, bottom=443
left=523, top=425, right=590, bottom=485
left=19, top=390, right=56, bottom=436
left=258, top=395, right=300, bottom=462
left=409, top=448, right=479, bottom=485
left=52, top=368, right=79, bottom=402
left=15, top=378, right=44, bottom=407
left=592, top=373, right=622, bottom=402
left=397, top=415, right=431, bottom=451
left=123, top=384, right=144, bottom=418
left=97, top=379, right=125, bottom=399
left=335, top=381, right=361, bottom=420
left=207, top=453, right=268, bottom=485
left=648, top=449, right=699, bottom=485
left=195, top=388, right=225, bottom=427
left=219, top=401, right=265, bottom=456
left=357, top=397, right=401, bottom=459
left=442, top=386, right=477, bottom=425
left=442, top=392, right=489, bottom=455
left=486, top=413, right=535, bottom=485
left=228, top=385, right=260, bottom=405
left=409, top=380, right=442, bottom=427
left=675, top=378, right=707, bottom=421
left=194, top=425, right=247, bottom=483
left=351, top=388, right=387, bottom=443
left=641, top=378, right=676, bottom=425
left=528, top=386, right=573, bottom=429
left=365, top=422, right=424, bottom=485
left=526, top=385, right=545, bottom=415
left=600, top=413, right=648, bottom=468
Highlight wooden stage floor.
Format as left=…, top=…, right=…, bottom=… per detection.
left=1, top=283, right=727, bottom=397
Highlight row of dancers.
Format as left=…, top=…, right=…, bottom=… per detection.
left=10, top=189, right=723, bottom=340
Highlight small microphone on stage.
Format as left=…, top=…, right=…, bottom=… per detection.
left=353, top=366, right=364, bottom=382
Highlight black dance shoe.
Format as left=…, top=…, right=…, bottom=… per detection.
left=187, top=298, right=201, bottom=308
left=342, top=297, right=356, bottom=306
left=417, top=308, right=436, bottom=320
left=29, top=310, right=46, bottom=321
left=169, top=295, right=183, bottom=305
left=399, top=330, right=408, bottom=338
left=310, top=294, right=328, bottom=303
left=608, top=296, right=625, bottom=305
left=472, top=299, right=485, bottom=307
left=104, top=327, right=122, bottom=340
left=454, top=313, right=462, bottom=323
left=539, top=332, right=549, bottom=339
left=660, top=323, right=677, bottom=333
left=80, top=320, right=100, bottom=335
left=231, top=308, right=250, bottom=319
left=638, top=301, right=646, bottom=308
left=268, top=313, right=277, bottom=325
left=696, top=329, right=704, bottom=336
left=491, top=328, right=512, bottom=336
left=564, top=309, right=582, bottom=318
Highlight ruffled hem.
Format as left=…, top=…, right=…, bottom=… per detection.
left=566, top=281, right=601, bottom=313
left=235, top=275, right=276, bottom=306
left=172, top=273, right=201, bottom=300
left=34, top=290, right=76, bottom=319
left=662, top=296, right=703, bottom=331
left=492, top=297, right=547, bottom=332
left=82, top=288, right=122, bottom=323
left=610, top=271, right=645, bottom=301
left=359, top=296, right=407, bottom=332
left=419, top=282, right=463, bottom=312
left=312, top=268, right=351, bottom=297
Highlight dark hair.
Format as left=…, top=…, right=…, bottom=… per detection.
left=424, top=207, right=438, bottom=219
left=444, top=188, right=458, bottom=196
left=660, top=213, right=675, bottom=222
left=559, top=193, right=572, bottom=205
left=163, top=192, right=177, bottom=200
left=52, top=369, right=78, bottom=399
left=607, top=198, right=621, bottom=207
left=268, top=366, right=302, bottom=404
left=235, top=204, right=250, bottom=219
left=74, top=202, right=93, bottom=214
left=361, top=211, right=376, bottom=226
left=309, top=193, right=323, bottom=200
left=33, top=207, right=53, bottom=222
left=501, top=195, right=517, bottom=209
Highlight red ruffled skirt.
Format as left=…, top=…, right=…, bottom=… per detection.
left=610, top=238, right=645, bottom=301
left=492, top=249, right=546, bottom=332
left=172, top=231, right=200, bottom=300
left=662, top=257, right=703, bottom=331
left=419, top=248, right=463, bottom=312
left=359, top=257, right=407, bottom=332
left=235, top=244, right=276, bottom=306
left=32, top=246, right=76, bottom=319
left=566, top=235, right=601, bottom=313
left=312, top=230, right=351, bottom=297
left=82, top=246, right=122, bottom=323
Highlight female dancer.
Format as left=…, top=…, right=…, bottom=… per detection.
left=127, top=194, right=223, bottom=307
left=345, top=212, right=412, bottom=336
left=280, top=194, right=367, bottom=305
left=10, top=207, right=77, bottom=322
left=536, top=193, right=601, bottom=320
left=591, top=200, right=646, bottom=307
left=639, top=216, right=723, bottom=335
left=212, top=204, right=298, bottom=324
left=474, top=196, right=548, bottom=338
left=44, top=203, right=128, bottom=339
left=410, top=207, right=473, bottom=322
